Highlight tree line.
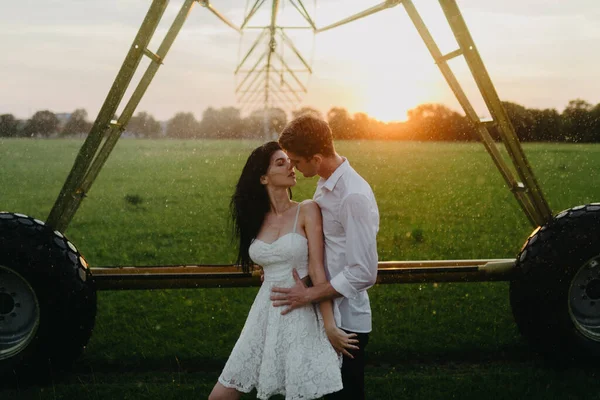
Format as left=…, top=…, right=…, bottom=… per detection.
left=2, top=99, right=599, bottom=142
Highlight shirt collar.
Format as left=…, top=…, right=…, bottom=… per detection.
left=319, top=157, right=350, bottom=192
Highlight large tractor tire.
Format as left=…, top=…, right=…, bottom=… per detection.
left=0, top=212, right=96, bottom=380
left=510, top=203, right=600, bottom=360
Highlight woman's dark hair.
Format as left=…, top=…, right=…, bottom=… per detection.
left=230, top=141, right=291, bottom=273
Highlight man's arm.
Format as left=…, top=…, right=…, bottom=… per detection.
left=270, top=273, right=341, bottom=311
left=327, top=192, right=378, bottom=299
left=306, top=281, right=341, bottom=303
left=271, top=193, right=378, bottom=310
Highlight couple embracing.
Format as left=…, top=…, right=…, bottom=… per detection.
left=209, top=114, right=379, bottom=400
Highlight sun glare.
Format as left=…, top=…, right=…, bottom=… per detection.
left=360, top=74, right=437, bottom=122
left=313, top=0, right=449, bottom=123
left=352, top=41, right=441, bottom=123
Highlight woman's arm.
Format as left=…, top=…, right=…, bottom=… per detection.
left=302, top=200, right=359, bottom=357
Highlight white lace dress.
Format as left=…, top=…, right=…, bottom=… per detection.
left=218, top=204, right=343, bottom=399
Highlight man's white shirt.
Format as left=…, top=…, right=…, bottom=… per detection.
left=313, top=158, right=379, bottom=333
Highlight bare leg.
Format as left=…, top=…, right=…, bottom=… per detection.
left=208, top=382, right=242, bottom=400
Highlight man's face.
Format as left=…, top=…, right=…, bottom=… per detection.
left=285, top=150, right=319, bottom=178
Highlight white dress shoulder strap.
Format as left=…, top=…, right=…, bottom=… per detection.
left=292, top=202, right=302, bottom=234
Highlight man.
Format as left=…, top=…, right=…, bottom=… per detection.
left=271, top=114, right=380, bottom=400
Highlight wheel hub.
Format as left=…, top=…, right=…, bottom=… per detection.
left=0, top=292, right=15, bottom=314
left=0, top=265, right=40, bottom=360
left=586, top=279, right=600, bottom=300
left=569, top=256, right=600, bottom=341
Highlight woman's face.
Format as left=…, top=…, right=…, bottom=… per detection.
left=262, top=150, right=296, bottom=188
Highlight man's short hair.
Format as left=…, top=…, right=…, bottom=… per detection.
left=278, top=114, right=335, bottom=158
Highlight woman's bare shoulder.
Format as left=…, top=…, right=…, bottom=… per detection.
left=299, top=200, right=322, bottom=227
left=299, top=199, right=320, bottom=210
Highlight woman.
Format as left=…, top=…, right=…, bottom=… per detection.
left=209, top=142, right=358, bottom=400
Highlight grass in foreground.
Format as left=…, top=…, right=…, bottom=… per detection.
left=1, top=139, right=600, bottom=399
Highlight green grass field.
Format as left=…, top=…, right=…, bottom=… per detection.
left=1, top=139, right=600, bottom=399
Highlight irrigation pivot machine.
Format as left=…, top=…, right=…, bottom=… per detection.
left=2, top=0, right=600, bottom=378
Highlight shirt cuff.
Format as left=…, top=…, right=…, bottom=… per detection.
left=330, top=271, right=360, bottom=300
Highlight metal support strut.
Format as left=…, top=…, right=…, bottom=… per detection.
left=46, top=0, right=240, bottom=232
left=47, top=0, right=552, bottom=238
left=313, top=0, right=553, bottom=227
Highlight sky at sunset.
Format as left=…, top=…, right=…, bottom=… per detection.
left=1, top=0, right=599, bottom=123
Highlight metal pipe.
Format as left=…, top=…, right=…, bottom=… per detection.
left=238, top=73, right=266, bottom=102
left=280, top=29, right=312, bottom=73
left=269, top=76, right=298, bottom=105
left=91, top=259, right=515, bottom=290
left=240, top=82, right=265, bottom=105
left=235, top=29, right=268, bottom=74
left=316, top=0, right=401, bottom=34
left=240, top=0, right=266, bottom=30
left=289, top=0, right=316, bottom=30
left=261, top=0, right=281, bottom=139
left=199, top=1, right=241, bottom=33
left=276, top=71, right=302, bottom=102
left=239, top=69, right=266, bottom=96
left=235, top=50, right=268, bottom=92
left=273, top=51, right=307, bottom=92
left=269, top=86, right=297, bottom=108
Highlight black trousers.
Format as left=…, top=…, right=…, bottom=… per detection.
left=325, top=330, right=370, bottom=400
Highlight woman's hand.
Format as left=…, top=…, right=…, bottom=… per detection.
left=325, top=325, right=359, bottom=359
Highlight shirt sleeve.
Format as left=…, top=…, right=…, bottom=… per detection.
left=329, top=193, right=379, bottom=300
